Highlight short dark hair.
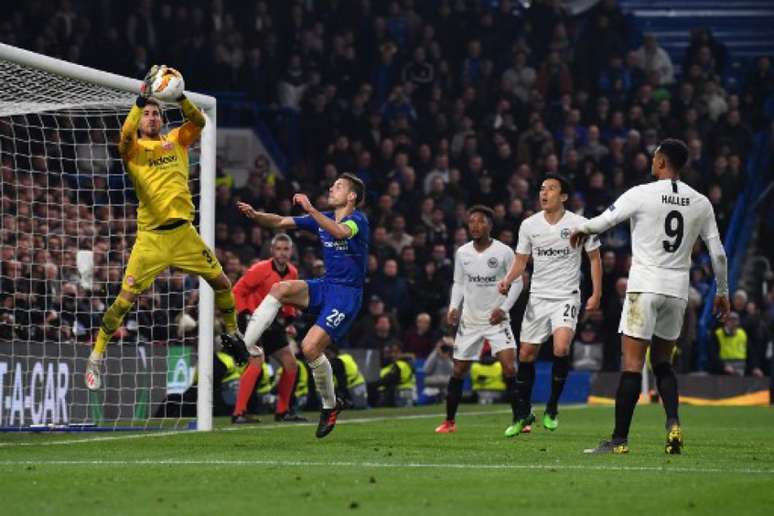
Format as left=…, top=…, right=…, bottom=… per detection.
left=657, top=138, right=689, bottom=172
left=544, top=173, right=572, bottom=196
left=138, top=98, right=165, bottom=133
left=145, top=97, right=161, bottom=110
left=467, top=204, right=495, bottom=224
left=144, top=98, right=165, bottom=120
left=271, top=233, right=293, bottom=247
left=340, top=172, right=365, bottom=206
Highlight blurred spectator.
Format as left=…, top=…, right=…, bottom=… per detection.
left=733, top=289, right=771, bottom=366
left=423, top=334, right=454, bottom=398
left=502, top=49, right=536, bottom=104
left=684, top=28, right=728, bottom=77
left=353, top=308, right=400, bottom=351
left=675, top=287, right=702, bottom=373
left=386, top=214, right=413, bottom=254
left=633, top=33, right=675, bottom=85
left=225, top=226, right=255, bottom=265
left=277, top=54, right=307, bottom=111
left=573, top=321, right=604, bottom=371
left=326, top=345, right=368, bottom=410
left=402, top=312, right=437, bottom=358
left=470, top=350, right=506, bottom=404
left=371, top=258, right=409, bottom=319
left=603, top=277, right=628, bottom=371
left=710, top=312, right=764, bottom=377
left=372, top=342, right=416, bottom=407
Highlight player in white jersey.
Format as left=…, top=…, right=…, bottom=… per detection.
left=570, top=139, right=730, bottom=455
left=498, top=175, right=602, bottom=436
left=435, top=206, right=524, bottom=434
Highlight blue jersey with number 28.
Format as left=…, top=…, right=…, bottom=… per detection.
left=292, top=210, right=369, bottom=342
left=292, top=210, right=369, bottom=288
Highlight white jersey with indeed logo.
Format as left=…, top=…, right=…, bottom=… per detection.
left=598, top=179, right=720, bottom=300
left=453, top=239, right=515, bottom=327
left=516, top=210, right=600, bottom=299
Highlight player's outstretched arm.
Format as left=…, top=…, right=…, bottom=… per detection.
left=497, top=253, right=529, bottom=295
left=570, top=216, right=613, bottom=248
left=237, top=202, right=297, bottom=230
left=571, top=188, right=641, bottom=248
left=293, top=194, right=354, bottom=239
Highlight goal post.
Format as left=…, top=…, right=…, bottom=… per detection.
left=0, top=43, right=216, bottom=432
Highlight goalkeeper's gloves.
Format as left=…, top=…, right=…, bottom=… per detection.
left=139, top=64, right=162, bottom=99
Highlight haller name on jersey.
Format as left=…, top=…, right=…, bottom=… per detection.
left=661, top=195, right=690, bottom=206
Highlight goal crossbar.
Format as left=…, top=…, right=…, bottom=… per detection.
left=0, top=43, right=216, bottom=431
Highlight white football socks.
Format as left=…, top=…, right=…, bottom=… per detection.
left=244, top=294, right=281, bottom=356
left=308, top=354, right=336, bottom=409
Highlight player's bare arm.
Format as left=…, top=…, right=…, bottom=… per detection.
left=585, top=248, right=602, bottom=311
left=293, top=193, right=353, bottom=239
left=705, top=234, right=730, bottom=322
left=497, top=253, right=529, bottom=295
left=237, top=201, right=297, bottom=230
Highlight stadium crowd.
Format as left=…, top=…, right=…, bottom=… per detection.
left=1, top=0, right=772, bottom=392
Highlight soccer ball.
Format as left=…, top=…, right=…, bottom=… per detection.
left=151, top=67, right=185, bottom=102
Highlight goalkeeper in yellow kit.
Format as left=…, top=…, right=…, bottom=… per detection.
left=85, top=66, right=248, bottom=390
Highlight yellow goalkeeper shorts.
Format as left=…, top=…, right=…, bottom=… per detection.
left=121, top=221, right=223, bottom=294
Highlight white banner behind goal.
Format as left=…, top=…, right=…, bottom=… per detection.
left=0, top=43, right=216, bottom=431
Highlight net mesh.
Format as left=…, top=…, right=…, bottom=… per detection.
left=0, top=56, right=203, bottom=430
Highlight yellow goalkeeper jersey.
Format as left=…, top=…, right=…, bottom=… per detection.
left=119, top=99, right=204, bottom=230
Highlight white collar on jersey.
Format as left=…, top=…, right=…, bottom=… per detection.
left=541, top=209, right=567, bottom=226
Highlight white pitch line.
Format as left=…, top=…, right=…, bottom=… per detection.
left=225, top=403, right=587, bottom=433
left=0, top=429, right=185, bottom=448
left=219, top=407, right=519, bottom=432
left=0, top=407, right=562, bottom=447
left=0, top=458, right=772, bottom=476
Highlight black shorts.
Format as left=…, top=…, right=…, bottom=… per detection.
left=238, top=312, right=289, bottom=356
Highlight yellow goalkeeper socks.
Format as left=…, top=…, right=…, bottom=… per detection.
left=215, top=288, right=238, bottom=334
left=93, top=296, right=133, bottom=357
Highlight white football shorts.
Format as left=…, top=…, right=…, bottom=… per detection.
left=519, top=296, right=581, bottom=345
left=618, top=292, right=687, bottom=341
left=453, top=320, right=516, bottom=361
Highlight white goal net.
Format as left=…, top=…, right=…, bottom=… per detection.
left=0, top=44, right=216, bottom=432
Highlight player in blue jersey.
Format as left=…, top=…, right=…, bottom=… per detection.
left=236, top=173, right=369, bottom=438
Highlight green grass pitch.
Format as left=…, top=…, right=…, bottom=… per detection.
left=1, top=404, right=772, bottom=515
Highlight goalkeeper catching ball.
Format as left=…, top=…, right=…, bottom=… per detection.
left=85, top=65, right=248, bottom=390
